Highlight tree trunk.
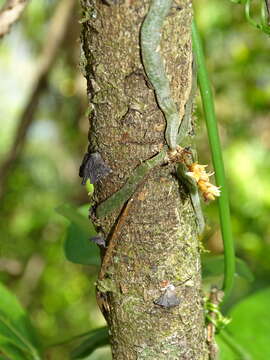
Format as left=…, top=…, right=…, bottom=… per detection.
left=80, top=0, right=208, bottom=358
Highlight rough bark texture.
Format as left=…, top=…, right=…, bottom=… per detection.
left=81, top=0, right=208, bottom=358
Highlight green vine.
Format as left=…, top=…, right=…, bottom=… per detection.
left=205, top=298, right=231, bottom=332
left=192, top=20, right=235, bottom=304
left=192, top=0, right=269, bottom=303
left=231, top=0, right=270, bottom=35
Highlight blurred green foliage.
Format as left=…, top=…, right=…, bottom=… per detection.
left=0, top=1, right=105, bottom=358
left=0, top=0, right=269, bottom=358
left=194, top=0, right=270, bottom=303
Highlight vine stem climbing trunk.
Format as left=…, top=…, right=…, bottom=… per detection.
left=80, top=0, right=208, bottom=358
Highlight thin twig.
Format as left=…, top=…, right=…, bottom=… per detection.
left=0, top=0, right=77, bottom=200
left=0, top=0, right=28, bottom=38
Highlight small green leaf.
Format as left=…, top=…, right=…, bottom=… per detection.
left=85, top=180, right=94, bottom=195
left=64, top=223, right=100, bottom=266
left=226, top=287, right=270, bottom=359
left=202, top=255, right=254, bottom=282
left=57, top=204, right=100, bottom=266
left=56, top=204, right=96, bottom=236
left=70, top=327, right=109, bottom=359
left=0, top=283, right=41, bottom=359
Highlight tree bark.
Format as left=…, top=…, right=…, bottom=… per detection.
left=80, top=0, right=208, bottom=358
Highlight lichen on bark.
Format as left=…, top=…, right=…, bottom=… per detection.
left=80, top=0, right=208, bottom=358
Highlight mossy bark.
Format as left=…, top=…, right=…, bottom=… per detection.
left=80, top=0, right=208, bottom=358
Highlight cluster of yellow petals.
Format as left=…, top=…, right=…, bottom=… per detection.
left=186, top=163, right=221, bottom=201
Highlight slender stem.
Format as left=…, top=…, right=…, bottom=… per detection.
left=192, top=20, right=235, bottom=304
left=96, top=148, right=167, bottom=218
left=219, top=330, right=252, bottom=360
left=230, top=0, right=270, bottom=34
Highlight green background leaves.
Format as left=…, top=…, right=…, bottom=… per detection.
left=0, top=283, right=41, bottom=359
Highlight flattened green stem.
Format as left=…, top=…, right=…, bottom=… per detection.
left=96, top=148, right=167, bottom=218
left=176, top=58, right=205, bottom=235
left=177, top=58, right=197, bottom=145
left=141, top=0, right=180, bottom=150
left=192, top=20, right=235, bottom=304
